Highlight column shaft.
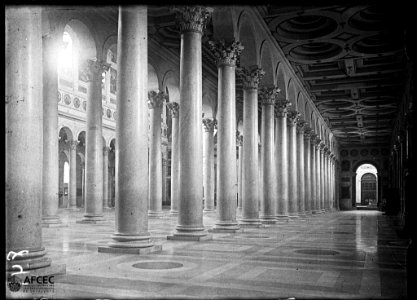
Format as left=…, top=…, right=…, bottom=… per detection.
left=287, top=112, right=298, bottom=218
left=296, top=122, right=305, bottom=216
left=320, top=147, right=325, bottom=212
left=103, top=147, right=109, bottom=209
left=311, top=139, right=317, bottom=214
left=69, top=141, right=77, bottom=209
left=42, top=32, right=61, bottom=224
left=98, top=6, right=157, bottom=253
left=316, top=143, right=322, bottom=212
left=167, top=102, right=179, bottom=214
left=237, top=138, right=243, bottom=213
left=203, top=120, right=215, bottom=212
left=275, top=105, right=289, bottom=219
left=6, top=6, right=54, bottom=273
left=304, top=132, right=311, bottom=214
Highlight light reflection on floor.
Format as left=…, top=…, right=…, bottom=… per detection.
left=10, top=208, right=408, bottom=299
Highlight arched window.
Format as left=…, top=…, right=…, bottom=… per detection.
left=63, top=161, right=70, bottom=184
left=58, top=31, right=73, bottom=80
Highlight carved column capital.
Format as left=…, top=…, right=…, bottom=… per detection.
left=166, top=102, right=180, bottom=118
left=275, top=99, right=292, bottom=117
left=236, top=131, right=243, bottom=146
left=259, top=86, right=281, bottom=105
left=319, top=142, right=326, bottom=152
left=103, top=146, right=110, bottom=155
left=287, top=110, right=300, bottom=126
left=237, top=66, right=265, bottom=90
left=172, top=6, right=213, bottom=34
left=148, top=90, right=167, bottom=109
left=202, top=118, right=216, bottom=132
left=79, top=59, right=110, bottom=83
left=208, top=39, right=244, bottom=67
left=296, top=120, right=307, bottom=134
left=67, top=140, right=79, bottom=150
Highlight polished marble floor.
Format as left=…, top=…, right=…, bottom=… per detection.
left=8, top=208, right=408, bottom=299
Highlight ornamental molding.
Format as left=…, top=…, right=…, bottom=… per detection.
left=208, top=40, right=244, bottom=67
left=259, top=86, right=281, bottom=105
left=148, top=90, right=168, bottom=109
left=166, top=102, right=180, bottom=118
left=172, top=6, right=213, bottom=34
left=237, top=66, right=265, bottom=90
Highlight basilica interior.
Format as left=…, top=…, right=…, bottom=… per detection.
left=5, top=4, right=415, bottom=299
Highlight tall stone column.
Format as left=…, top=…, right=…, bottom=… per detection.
left=315, top=138, right=323, bottom=213
left=329, top=154, right=334, bottom=211
left=6, top=6, right=65, bottom=277
left=167, top=102, right=180, bottom=215
left=238, top=66, right=264, bottom=227
left=303, top=127, right=312, bottom=215
left=202, top=118, right=216, bottom=212
left=237, top=132, right=243, bottom=214
left=42, top=31, right=61, bottom=225
left=81, top=162, right=85, bottom=208
left=68, top=140, right=78, bottom=209
left=324, top=150, right=330, bottom=211
left=319, top=143, right=326, bottom=213
left=287, top=110, right=299, bottom=218
left=208, top=40, right=243, bottom=232
left=103, top=146, right=110, bottom=209
left=99, top=6, right=160, bottom=254
left=78, top=59, right=109, bottom=223
left=296, top=120, right=306, bottom=217
left=168, top=6, right=213, bottom=241
left=275, top=100, right=291, bottom=220
left=310, top=134, right=318, bottom=214
left=259, top=87, right=279, bottom=224
left=148, top=90, right=166, bottom=217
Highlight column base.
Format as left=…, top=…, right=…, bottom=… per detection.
left=169, top=210, right=179, bottom=215
left=203, top=208, right=216, bottom=213
left=42, top=216, right=65, bottom=227
left=98, top=233, right=160, bottom=254
left=148, top=210, right=164, bottom=218
left=167, top=226, right=212, bottom=241
left=209, top=222, right=241, bottom=233
left=76, top=214, right=106, bottom=224
left=239, top=218, right=263, bottom=228
left=260, top=215, right=277, bottom=224
left=275, top=215, right=289, bottom=221
left=288, top=213, right=300, bottom=220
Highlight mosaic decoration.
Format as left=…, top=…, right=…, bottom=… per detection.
left=73, top=97, right=80, bottom=108
left=64, top=94, right=71, bottom=105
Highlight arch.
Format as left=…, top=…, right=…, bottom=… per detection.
left=102, top=34, right=118, bottom=63
left=353, top=160, right=380, bottom=173
left=304, top=102, right=313, bottom=128
left=355, top=163, right=378, bottom=207
left=148, top=63, right=159, bottom=92
left=162, top=70, right=180, bottom=103
left=237, top=11, right=258, bottom=67
left=110, top=138, right=116, bottom=151
left=77, top=131, right=86, bottom=147
left=212, top=7, right=237, bottom=41
left=59, top=126, right=74, bottom=142
left=287, top=78, right=297, bottom=110
left=275, top=62, right=287, bottom=101
left=259, top=40, right=275, bottom=87
left=296, top=91, right=305, bottom=119
left=64, top=19, right=97, bottom=66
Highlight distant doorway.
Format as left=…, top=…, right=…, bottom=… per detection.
left=355, top=164, right=378, bottom=209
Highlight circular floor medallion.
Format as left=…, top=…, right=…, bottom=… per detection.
left=132, top=261, right=183, bottom=270
left=295, top=249, right=339, bottom=256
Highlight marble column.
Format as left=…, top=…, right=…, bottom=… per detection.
left=103, top=146, right=110, bottom=209
left=296, top=120, right=306, bottom=217
left=42, top=31, right=61, bottom=225
left=202, top=118, right=216, bottom=212
left=78, top=59, right=109, bottom=223
left=148, top=90, right=166, bottom=217
left=168, top=6, right=213, bottom=241
left=99, top=6, right=160, bottom=254
left=315, top=138, right=323, bottom=213
left=330, top=154, right=334, bottom=211
left=259, top=87, right=279, bottom=224
left=287, top=110, right=300, bottom=218
left=81, top=162, right=85, bottom=208
left=324, top=150, right=330, bottom=211
left=237, top=132, right=243, bottom=214
left=167, top=102, right=180, bottom=215
left=275, top=100, right=291, bottom=220
left=319, top=143, right=326, bottom=213
left=68, top=140, right=78, bottom=209
left=310, top=134, right=318, bottom=214
left=238, top=66, right=264, bottom=227
left=303, top=128, right=312, bottom=215
left=208, top=40, right=243, bottom=231
left=6, top=6, right=65, bottom=277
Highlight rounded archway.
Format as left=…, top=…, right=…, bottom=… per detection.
left=355, top=163, right=378, bottom=208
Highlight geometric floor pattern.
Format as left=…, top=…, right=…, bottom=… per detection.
left=8, top=208, right=408, bottom=299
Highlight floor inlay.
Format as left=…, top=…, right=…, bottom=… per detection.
left=294, top=249, right=340, bottom=256
left=132, top=261, right=184, bottom=270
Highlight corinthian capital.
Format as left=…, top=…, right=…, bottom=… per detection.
left=259, top=86, right=281, bottom=105
left=148, top=90, right=167, bottom=109
left=304, top=126, right=312, bottom=140
left=275, top=99, right=292, bottom=117
left=202, top=118, right=216, bottom=132
left=67, top=140, right=79, bottom=150
left=79, top=59, right=110, bottom=82
left=208, top=40, right=244, bottom=67
left=287, top=110, right=300, bottom=126
left=296, top=120, right=307, bottom=134
left=172, top=6, right=213, bottom=34
left=166, top=102, right=180, bottom=118
left=237, top=66, right=265, bottom=90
